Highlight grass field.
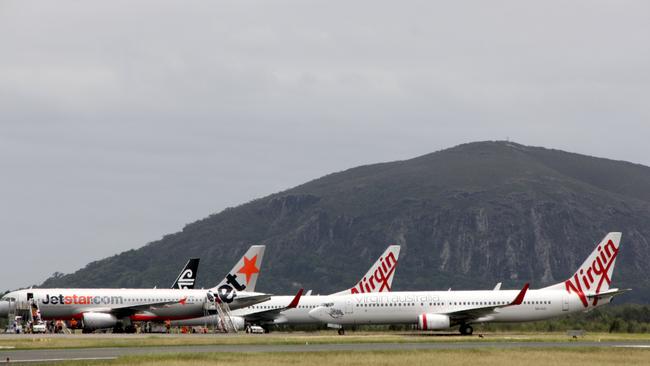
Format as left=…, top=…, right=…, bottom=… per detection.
left=1, top=331, right=650, bottom=350
left=55, top=348, right=650, bottom=366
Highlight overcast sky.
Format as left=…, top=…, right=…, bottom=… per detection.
left=1, top=1, right=648, bottom=291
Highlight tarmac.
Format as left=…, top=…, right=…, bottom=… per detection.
left=2, top=340, right=650, bottom=363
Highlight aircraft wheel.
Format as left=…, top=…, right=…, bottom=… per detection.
left=337, top=328, right=345, bottom=336
left=245, top=326, right=251, bottom=334
left=82, top=328, right=92, bottom=334
left=459, top=324, right=473, bottom=335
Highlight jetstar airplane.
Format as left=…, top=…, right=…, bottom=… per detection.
left=308, top=233, right=629, bottom=335
left=0, top=245, right=269, bottom=333
left=171, top=245, right=401, bottom=332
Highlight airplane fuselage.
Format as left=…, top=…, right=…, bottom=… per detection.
left=307, top=288, right=610, bottom=326
left=2, top=288, right=264, bottom=322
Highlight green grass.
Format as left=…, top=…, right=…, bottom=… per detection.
left=55, top=348, right=650, bottom=366
left=1, top=331, right=650, bottom=350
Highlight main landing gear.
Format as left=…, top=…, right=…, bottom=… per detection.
left=337, top=328, right=345, bottom=335
left=459, top=324, right=473, bottom=335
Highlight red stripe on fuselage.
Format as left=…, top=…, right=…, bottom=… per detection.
left=129, top=314, right=197, bottom=322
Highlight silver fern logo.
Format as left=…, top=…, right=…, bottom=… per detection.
left=177, top=269, right=195, bottom=289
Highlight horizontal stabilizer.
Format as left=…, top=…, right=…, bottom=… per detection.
left=586, top=288, right=631, bottom=300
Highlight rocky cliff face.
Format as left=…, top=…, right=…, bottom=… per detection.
left=41, top=141, right=650, bottom=302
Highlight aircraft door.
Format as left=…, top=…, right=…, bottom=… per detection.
left=345, top=300, right=353, bottom=314
left=562, top=296, right=569, bottom=311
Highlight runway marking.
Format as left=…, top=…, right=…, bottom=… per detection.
left=4, top=357, right=117, bottom=363
left=614, top=345, right=650, bottom=348
left=0, top=346, right=15, bottom=349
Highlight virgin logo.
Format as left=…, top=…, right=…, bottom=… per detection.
left=351, top=252, right=397, bottom=294
left=565, top=240, right=619, bottom=307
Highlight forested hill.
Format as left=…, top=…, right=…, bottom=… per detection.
left=41, top=141, right=650, bottom=303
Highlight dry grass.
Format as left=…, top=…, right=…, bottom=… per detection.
left=1, top=331, right=649, bottom=350
left=57, top=348, right=650, bottom=366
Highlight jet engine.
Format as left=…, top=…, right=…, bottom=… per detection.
left=230, top=316, right=246, bottom=331
left=82, top=312, right=118, bottom=330
left=0, top=301, right=10, bottom=317
left=417, top=313, right=450, bottom=330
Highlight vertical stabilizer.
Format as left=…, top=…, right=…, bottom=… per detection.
left=211, top=245, right=265, bottom=293
left=330, top=245, right=400, bottom=295
left=544, top=232, right=621, bottom=307
left=171, top=258, right=200, bottom=289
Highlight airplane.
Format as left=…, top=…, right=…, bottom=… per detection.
left=308, top=232, right=629, bottom=335
left=171, top=245, right=401, bottom=333
left=0, top=245, right=269, bottom=333
left=170, top=258, right=200, bottom=289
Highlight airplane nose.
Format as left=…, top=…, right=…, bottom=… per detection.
left=0, top=301, right=9, bottom=317
left=308, top=306, right=331, bottom=322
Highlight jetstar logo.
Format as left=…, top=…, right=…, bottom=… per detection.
left=41, top=294, right=124, bottom=305
left=216, top=273, right=247, bottom=304
left=565, top=239, right=619, bottom=307
left=214, top=255, right=259, bottom=304
left=351, top=252, right=398, bottom=294
left=237, top=255, right=260, bottom=284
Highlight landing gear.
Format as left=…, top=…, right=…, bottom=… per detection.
left=337, top=328, right=345, bottom=335
left=125, top=325, right=137, bottom=334
left=459, top=324, right=473, bottom=335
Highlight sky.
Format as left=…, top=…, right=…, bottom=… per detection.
left=1, top=1, right=649, bottom=291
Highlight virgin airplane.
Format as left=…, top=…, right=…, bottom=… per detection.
left=308, top=233, right=628, bottom=335
left=0, top=245, right=269, bottom=332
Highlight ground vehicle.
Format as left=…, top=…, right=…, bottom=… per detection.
left=32, top=323, right=47, bottom=333
left=245, top=325, right=265, bottom=334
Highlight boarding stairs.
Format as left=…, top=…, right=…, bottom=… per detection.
left=203, top=291, right=237, bottom=333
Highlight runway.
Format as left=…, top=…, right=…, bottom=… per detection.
left=3, top=341, right=650, bottom=363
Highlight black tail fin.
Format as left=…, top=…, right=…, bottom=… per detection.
left=171, top=258, right=200, bottom=289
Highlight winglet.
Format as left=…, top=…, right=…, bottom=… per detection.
left=510, top=283, right=529, bottom=305
left=287, top=289, right=304, bottom=309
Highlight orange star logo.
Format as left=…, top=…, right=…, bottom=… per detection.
left=237, top=255, right=260, bottom=284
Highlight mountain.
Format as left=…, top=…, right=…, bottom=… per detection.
left=41, top=141, right=650, bottom=303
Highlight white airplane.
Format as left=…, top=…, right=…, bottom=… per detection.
left=0, top=245, right=269, bottom=332
left=172, top=245, right=401, bottom=332
left=308, top=233, right=629, bottom=335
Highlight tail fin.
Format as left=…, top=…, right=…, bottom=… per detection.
left=330, top=245, right=401, bottom=295
left=211, top=245, right=265, bottom=293
left=544, top=232, right=622, bottom=307
left=171, top=258, right=200, bottom=289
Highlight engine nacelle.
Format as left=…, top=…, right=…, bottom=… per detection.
left=417, top=313, right=450, bottom=330
left=82, top=312, right=118, bottom=330
left=0, top=301, right=10, bottom=317
left=230, top=316, right=246, bottom=331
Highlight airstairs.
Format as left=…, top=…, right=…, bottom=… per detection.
left=203, top=291, right=237, bottom=333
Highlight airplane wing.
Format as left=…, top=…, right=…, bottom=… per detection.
left=444, top=283, right=529, bottom=323
left=240, top=289, right=304, bottom=323
left=229, top=294, right=273, bottom=310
